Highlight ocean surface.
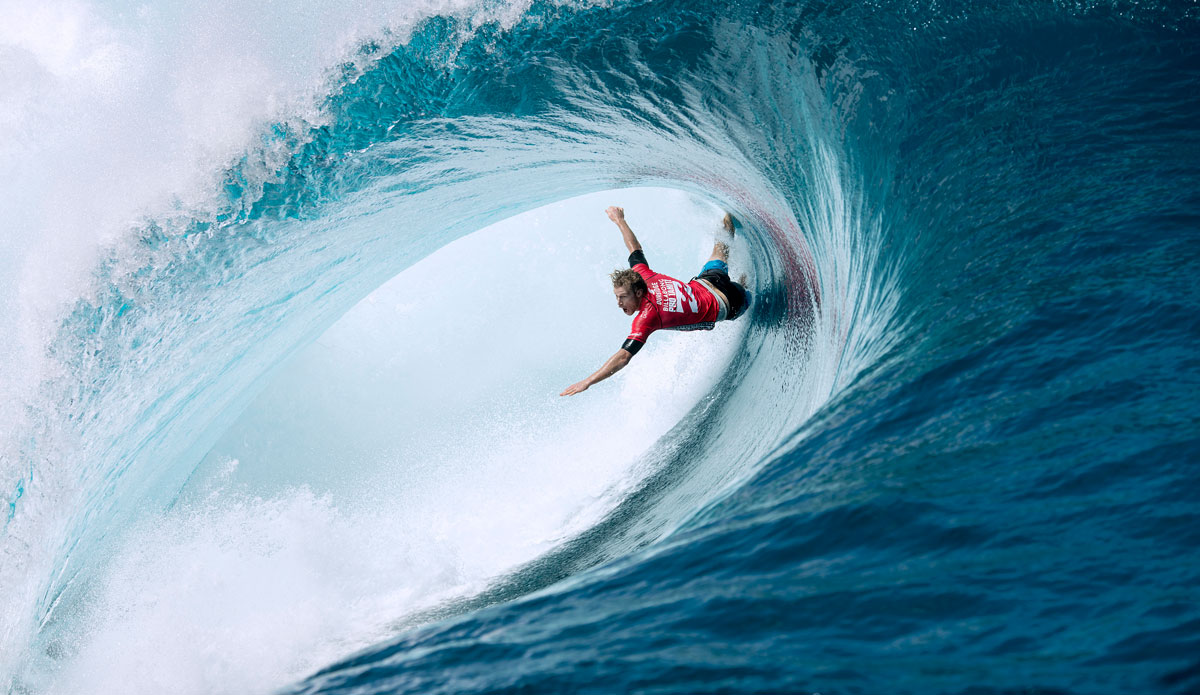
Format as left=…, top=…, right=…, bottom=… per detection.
left=2, top=0, right=1198, bottom=693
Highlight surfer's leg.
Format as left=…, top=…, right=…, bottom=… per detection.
left=706, top=241, right=730, bottom=264
left=722, top=212, right=736, bottom=237
left=713, top=213, right=750, bottom=318
left=708, top=213, right=736, bottom=264
left=722, top=214, right=750, bottom=313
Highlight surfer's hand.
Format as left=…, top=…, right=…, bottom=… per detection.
left=606, top=206, right=625, bottom=223
left=560, top=380, right=590, bottom=396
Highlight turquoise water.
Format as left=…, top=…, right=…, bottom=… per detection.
left=2, top=0, right=1198, bottom=692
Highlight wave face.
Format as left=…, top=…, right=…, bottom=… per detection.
left=3, top=0, right=1199, bottom=692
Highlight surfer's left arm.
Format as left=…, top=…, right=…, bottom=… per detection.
left=560, top=347, right=635, bottom=396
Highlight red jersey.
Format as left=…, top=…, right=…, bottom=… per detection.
left=626, top=261, right=721, bottom=344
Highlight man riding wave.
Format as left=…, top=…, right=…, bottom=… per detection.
left=560, top=206, right=751, bottom=396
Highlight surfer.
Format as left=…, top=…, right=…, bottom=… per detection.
left=560, top=206, right=751, bottom=396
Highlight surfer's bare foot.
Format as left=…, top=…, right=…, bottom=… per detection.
left=722, top=212, right=736, bottom=236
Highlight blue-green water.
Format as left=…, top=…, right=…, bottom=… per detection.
left=2, top=0, right=1198, bottom=693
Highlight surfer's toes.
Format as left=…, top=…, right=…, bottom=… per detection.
left=722, top=212, right=736, bottom=236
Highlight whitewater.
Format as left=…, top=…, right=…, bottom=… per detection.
left=2, top=0, right=1198, bottom=693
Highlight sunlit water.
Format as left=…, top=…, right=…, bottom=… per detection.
left=3, top=0, right=1198, bottom=693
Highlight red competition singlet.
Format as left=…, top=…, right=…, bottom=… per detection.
left=626, top=261, right=721, bottom=344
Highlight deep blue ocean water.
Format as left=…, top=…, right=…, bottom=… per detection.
left=2, top=0, right=1199, bottom=693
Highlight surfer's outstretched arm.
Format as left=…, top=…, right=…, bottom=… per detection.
left=606, top=206, right=642, bottom=254
left=560, top=348, right=634, bottom=396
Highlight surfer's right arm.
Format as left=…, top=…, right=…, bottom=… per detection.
left=559, top=346, right=636, bottom=396
left=607, top=206, right=643, bottom=254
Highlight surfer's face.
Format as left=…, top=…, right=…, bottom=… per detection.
left=614, top=286, right=643, bottom=315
